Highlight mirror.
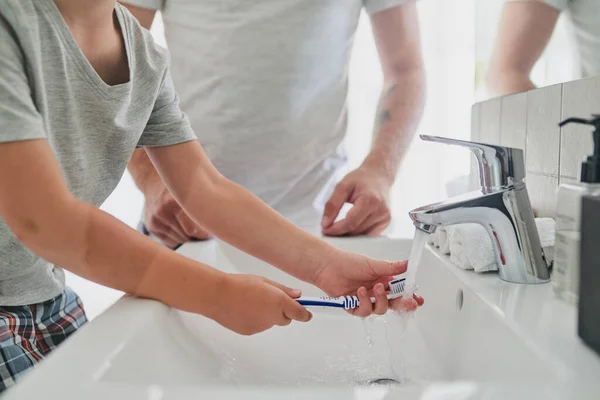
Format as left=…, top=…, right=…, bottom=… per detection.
left=475, top=0, right=599, bottom=100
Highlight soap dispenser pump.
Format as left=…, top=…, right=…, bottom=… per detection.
left=553, top=115, right=600, bottom=304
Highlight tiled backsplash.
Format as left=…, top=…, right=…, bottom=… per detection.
left=470, top=75, right=600, bottom=217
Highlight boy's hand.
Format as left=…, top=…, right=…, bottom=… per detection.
left=213, top=274, right=312, bottom=335
left=143, top=178, right=212, bottom=248
left=312, top=249, right=424, bottom=317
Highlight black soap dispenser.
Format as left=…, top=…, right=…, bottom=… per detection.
left=553, top=115, right=600, bottom=304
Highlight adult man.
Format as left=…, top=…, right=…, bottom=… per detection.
left=487, top=0, right=600, bottom=96
left=124, top=0, right=425, bottom=248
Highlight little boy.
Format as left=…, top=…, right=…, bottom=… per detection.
left=0, top=0, right=422, bottom=391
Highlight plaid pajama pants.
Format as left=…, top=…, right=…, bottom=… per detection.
left=0, top=287, right=87, bottom=392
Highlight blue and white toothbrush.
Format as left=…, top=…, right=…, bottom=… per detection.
left=296, top=278, right=415, bottom=310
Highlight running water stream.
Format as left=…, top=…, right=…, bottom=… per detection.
left=403, top=228, right=429, bottom=299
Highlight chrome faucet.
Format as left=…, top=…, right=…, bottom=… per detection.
left=409, top=135, right=550, bottom=284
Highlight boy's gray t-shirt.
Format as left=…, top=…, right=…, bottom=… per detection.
left=0, top=0, right=196, bottom=305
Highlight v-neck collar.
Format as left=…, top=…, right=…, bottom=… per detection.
left=40, top=0, right=133, bottom=99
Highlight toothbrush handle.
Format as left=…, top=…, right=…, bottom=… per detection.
left=297, top=284, right=416, bottom=310
left=296, top=297, right=346, bottom=308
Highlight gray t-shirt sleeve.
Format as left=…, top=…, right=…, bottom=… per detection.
left=363, top=0, right=411, bottom=15
left=0, top=12, right=46, bottom=144
left=121, top=0, right=165, bottom=11
left=137, top=68, right=197, bottom=147
left=506, top=0, right=569, bottom=11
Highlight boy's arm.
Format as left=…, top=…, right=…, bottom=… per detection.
left=146, top=140, right=335, bottom=284
left=0, top=139, right=311, bottom=333
left=0, top=139, right=222, bottom=315
left=145, top=140, right=425, bottom=319
left=486, top=1, right=561, bottom=97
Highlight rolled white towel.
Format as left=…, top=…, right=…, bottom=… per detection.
left=438, top=226, right=452, bottom=255
left=428, top=226, right=451, bottom=255
left=448, top=224, right=497, bottom=272
left=442, top=218, right=555, bottom=273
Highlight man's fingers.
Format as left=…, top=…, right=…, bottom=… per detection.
left=154, top=209, right=188, bottom=243
left=356, top=209, right=391, bottom=236
left=321, top=182, right=353, bottom=229
left=147, top=219, right=185, bottom=248
left=283, top=299, right=313, bottom=322
left=176, top=212, right=212, bottom=240
left=176, top=211, right=199, bottom=237
left=153, top=231, right=180, bottom=249
left=323, top=197, right=372, bottom=236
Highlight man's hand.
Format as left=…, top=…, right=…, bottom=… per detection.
left=143, top=178, right=212, bottom=248
left=321, top=166, right=392, bottom=236
left=312, top=249, right=424, bottom=317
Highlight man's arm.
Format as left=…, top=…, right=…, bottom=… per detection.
left=124, top=2, right=211, bottom=247
left=322, top=1, right=425, bottom=236
left=486, top=1, right=560, bottom=97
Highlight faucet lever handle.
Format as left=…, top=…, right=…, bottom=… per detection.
left=420, top=135, right=525, bottom=192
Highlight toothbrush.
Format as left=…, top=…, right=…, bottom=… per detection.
left=296, top=278, right=416, bottom=310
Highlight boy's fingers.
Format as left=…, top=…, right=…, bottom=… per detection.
left=283, top=299, right=312, bottom=322
left=352, top=287, right=372, bottom=318
left=372, top=283, right=388, bottom=315
left=276, top=317, right=292, bottom=327
left=414, top=293, right=425, bottom=306
left=391, top=297, right=419, bottom=312
left=374, top=259, right=408, bottom=277
left=263, top=278, right=302, bottom=298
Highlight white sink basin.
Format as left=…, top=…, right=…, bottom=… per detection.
left=6, top=237, right=600, bottom=399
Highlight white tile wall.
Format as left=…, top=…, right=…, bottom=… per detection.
left=500, top=92, right=527, bottom=154
left=526, top=84, right=562, bottom=176
left=479, top=97, right=502, bottom=144
left=471, top=76, right=600, bottom=217
left=526, top=173, right=559, bottom=218
left=560, top=76, right=600, bottom=179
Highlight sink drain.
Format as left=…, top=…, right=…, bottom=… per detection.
left=365, top=378, right=400, bottom=386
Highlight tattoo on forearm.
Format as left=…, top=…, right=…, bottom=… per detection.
left=377, top=109, right=392, bottom=125
left=376, top=84, right=398, bottom=126
left=382, top=84, right=398, bottom=100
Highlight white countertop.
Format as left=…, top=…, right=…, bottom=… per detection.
left=4, top=239, right=600, bottom=399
